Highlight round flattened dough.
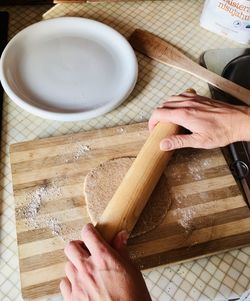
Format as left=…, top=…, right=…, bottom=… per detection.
left=84, top=157, right=172, bottom=237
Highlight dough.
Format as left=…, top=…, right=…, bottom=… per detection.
left=84, top=157, right=171, bottom=237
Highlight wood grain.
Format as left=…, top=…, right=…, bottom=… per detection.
left=10, top=122, right=250, bottom=300
left=129, top=29, right=250, bottom=105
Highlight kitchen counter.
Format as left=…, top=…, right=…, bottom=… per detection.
left=0, top=1, right=250, bottom=300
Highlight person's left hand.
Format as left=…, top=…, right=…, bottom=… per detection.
left=149, top=92, right=250, bottom=150
left=60, top=223, right=151, bottom=301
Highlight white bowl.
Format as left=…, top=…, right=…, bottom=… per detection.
left=0, top=17, right=138, bottom=121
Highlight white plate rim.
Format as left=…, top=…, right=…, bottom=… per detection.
left=0, top=17, right=138, bottom=121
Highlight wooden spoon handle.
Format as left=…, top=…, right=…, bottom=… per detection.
left=130, top=29, right=250, bottom=106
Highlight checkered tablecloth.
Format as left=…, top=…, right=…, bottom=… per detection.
left=0, top=1, right=250, bottom=300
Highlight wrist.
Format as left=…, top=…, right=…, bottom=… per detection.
left=236, top=107, right=250, bottom=142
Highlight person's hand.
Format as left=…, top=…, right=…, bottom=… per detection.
left=60, top=223, right=151, bottom=301
left=149, top=92, right=250, bottom=150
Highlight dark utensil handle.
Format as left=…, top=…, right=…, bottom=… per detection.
left=0, top=12, right=9, bottom=142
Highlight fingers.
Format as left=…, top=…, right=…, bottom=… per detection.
left=160, top=100, right=206, bottom=110
left=65, top=261, right=77, bottom=283
left=64, top=240, right=89, bottom=269
left=60, top=277, right=71, bottom=300
left=157, top=92, right=232, bottom=112
left=161, top=93, right=234, bottom=109
left=160, top=134, right=201, bottom=151
left=81, top=223, right=110, bottom=256
left=148, top=108, right=191, bottom=132
left=112, top=230, right=130, bottom=260
left=162, top=94, right=195, bottom=103
left=160, top=91, right=198, bottom=104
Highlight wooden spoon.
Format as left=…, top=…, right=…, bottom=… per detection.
left=129, top=29, right=250, bottom=106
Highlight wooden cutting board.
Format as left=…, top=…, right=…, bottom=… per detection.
left=10, top=122, right=250, bottom=300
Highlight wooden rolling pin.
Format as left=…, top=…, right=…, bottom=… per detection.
left=129, top=29, right=250, bottom=106
left=95, top=122, right=179, bottom=242
left=95, top=89, right=195, bottom=242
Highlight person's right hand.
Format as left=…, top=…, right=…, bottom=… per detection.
left=60, top=224, right=152, bottom=301
left=149, top=92, right=250, bottom=151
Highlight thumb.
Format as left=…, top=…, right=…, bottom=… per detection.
left=111, top=230, right=130, bottom=260
left=160, top=134, right=200, bottom=150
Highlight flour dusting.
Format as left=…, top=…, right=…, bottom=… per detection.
left=21, top=183, right=61, bottom=226
left=18, top=138, right=92, bottom=240
left=167, top=150, right=213, bottom=232
left=175, top=207, right=195, bottom=233
left=46, top=217, right=62, bottom=236
left=23, top=186, right=45, bottom=221
left=18, top=182, right=76, bottom=241
left=58, top=139, right=92, bottom=164
left=73, top=143, right=91, bottom=160
left=116, top=127, right=125, bottom=134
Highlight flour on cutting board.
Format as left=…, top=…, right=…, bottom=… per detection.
left=21, top=182, right=61, bottom=224
left=168, top=151, right=212, bottom=182
left=17, top=182, right=64, bottom=238
left=17, top=180, right=80, bottom=242
left=73, top=143, right=91, bottom=160
left=167, top=150, right=213, bottom=233
left=58, top=138, right=92, bottom=163
left=17, top=138, right=93, bottom=241
left=175, top=207, right=196, bottom=233
left=116, top=127, right=125, bottom=134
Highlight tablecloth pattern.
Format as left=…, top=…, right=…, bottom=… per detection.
left=1, top=1, right=250, bottom=300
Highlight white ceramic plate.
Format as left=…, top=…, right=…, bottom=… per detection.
left=0, top=17, right=138, bottom=121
